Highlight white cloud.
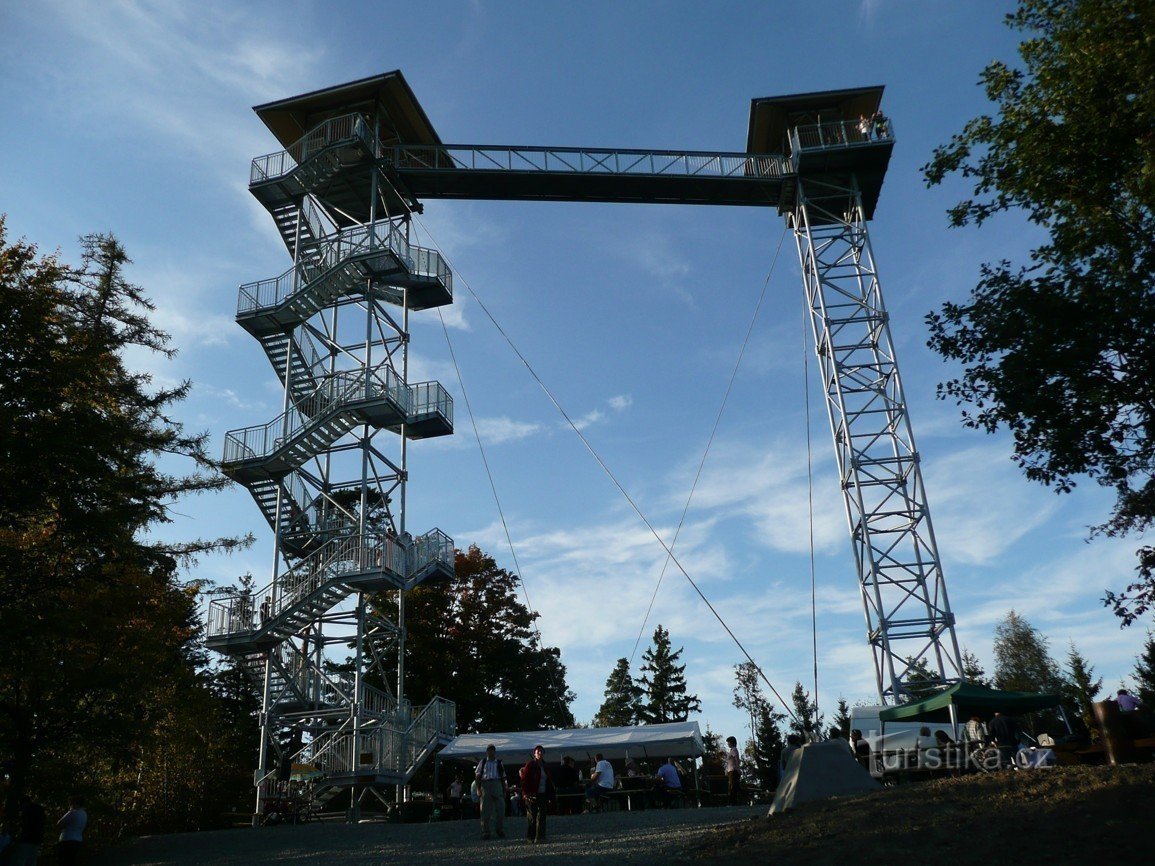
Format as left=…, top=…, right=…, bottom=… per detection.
left=474, top=416, right=545, bottom=445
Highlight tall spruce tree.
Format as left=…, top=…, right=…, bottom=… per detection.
left=961, top=648, right=990, bottom=685
left=732, top=662, right=785, bottom=789
left=831, top=698, right=852, bottom=739
left=1063, top=641, right=1103, bottom=735
left=789, top=682, right=824, bottom=739
left=638, top=625, right=700, bottom=724
left=0, top=224, right=244, bottom=821
left=992, top=610, right=1064, bottom=694
left=1132, top=632, right=1155, bottom=709
left=593, top=658, right=643, bottom=727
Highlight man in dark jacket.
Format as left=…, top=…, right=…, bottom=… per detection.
left=988, top=711, right=1019, bottom=767
left=520, top=745, right=555, bottom=844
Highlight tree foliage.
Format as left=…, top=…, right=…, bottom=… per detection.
left=638, top=625, right=701, bottom=724
left=961, top=648, right=990, bottom=686
left=920, top=0, right=1155, bottom=622
left=831, top=698, right=852, bottom=740
left=992, top=610, right=1064, bottom=694
left=731, top=663, right=785, bottom=790
left=1132, top=632, right=1155, bottom=710
left=788, top=682, right=823, bottom=739
left=1063, top=641, right=1103, bottom=735
left=592, top=657, right=643, bottom=727
left=380, top=544, right=576, bottom=732
left=0, top=222, right=249, bottom=831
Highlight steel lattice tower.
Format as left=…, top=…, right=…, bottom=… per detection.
left=206, top=77, right=965, bottom=823
left=205, top=78, right=458, bottom=823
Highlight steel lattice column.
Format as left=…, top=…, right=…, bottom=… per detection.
left=790, top=174, right=962, bottom=702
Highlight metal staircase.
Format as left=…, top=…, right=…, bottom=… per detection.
left=207, top=106, right=458, bottom=822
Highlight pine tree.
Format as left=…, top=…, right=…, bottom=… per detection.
left=0, top=224, right=244, bottom=819
left=789, top=682, right=824, bottom=739
left=593, top=658, right=643, bottom=727
left=731, top=661, right=785, bottom=788
left=1063, top=641, right=1102, bottom=735
left=831, top=698, right=852, bottom=739
left=961, top=647, right=989, bottom=685
left=638, top=625, right=701, bottom=724
left=1132, top=632, right=1155, bottom=709
left=992, top=610, right=1064, bottom=694
left=902, top=656, right=943, bottom=701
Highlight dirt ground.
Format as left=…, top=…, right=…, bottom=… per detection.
left=682, top=764, right=1155, bottom=865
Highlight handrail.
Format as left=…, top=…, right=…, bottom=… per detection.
left=205, top=531, right=407, bottom=639
left=387, top=144, right=790, bottom=180
left=790, top=118, right=895, bottom=153
left=237, top=220, right=451, bottom=317
left=407, top=382, right=454, bottom=427
left=222, top=366, right=407, bottom=465
left=250, top=113, right=374, bottom=184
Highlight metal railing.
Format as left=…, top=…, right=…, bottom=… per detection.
left=222, top=366, right=407, bottom=465
left=237, top=220, right=451, bottom=316
left=206, top=531, right=408, bottom=639
left=407, top=381, right=453, bottom=427
left=250, top=113, right=374, bottom=184
left=791, top=118, right=895, bottom=152
left=388, top=144, right=790, bottom=180
left=411, top=528, right=454, bottom=573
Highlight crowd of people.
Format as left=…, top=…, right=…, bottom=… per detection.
left=461, top=745, right=690, bottom=845
left=0, top=795, right=86, bottom=865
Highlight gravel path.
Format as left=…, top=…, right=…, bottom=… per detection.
left=95, top=805, right=762, bottom=865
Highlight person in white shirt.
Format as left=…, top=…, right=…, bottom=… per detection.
left=55, top=796, right=87, bottom=866
left=724, top=736, right=741, bottom=805
left=474, top=745, right=507, bottom=840
left=584, top=753, right=615, bottom=810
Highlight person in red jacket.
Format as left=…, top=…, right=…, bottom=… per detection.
left=520, top=745, right=555, bottom=844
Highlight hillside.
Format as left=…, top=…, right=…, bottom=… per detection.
left=684, top=764, right=1155, bottom=864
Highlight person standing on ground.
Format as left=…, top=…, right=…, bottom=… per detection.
left=474, top=744, right=507, bottom=841
left=724, top=736, right=741, bottom=806
left=9, top=795, right=46, bottom=866
left=520, top=745, right=555, bottom=845
left=988, top=711, right=1018, bottom=768
left=553, top=756, right=581, bottom=815
left=54, top=796, right=87, bottom=866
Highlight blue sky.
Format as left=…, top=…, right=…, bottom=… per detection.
left=2, top=0, right=1150, bottom=744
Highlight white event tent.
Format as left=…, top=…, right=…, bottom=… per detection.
left=438, top=721, right=705, bottom=763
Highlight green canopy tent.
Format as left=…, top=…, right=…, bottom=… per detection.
left=878, top=682, right=1069, bottom=734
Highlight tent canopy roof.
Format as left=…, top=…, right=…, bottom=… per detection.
left=437, top=721, right=703, bottom=763
left=878, top=682, right=1062, bottom=723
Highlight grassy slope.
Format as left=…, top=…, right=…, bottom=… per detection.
left=682, top=765, right=1155, bottom=865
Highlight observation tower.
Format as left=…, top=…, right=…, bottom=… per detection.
left=207, top=71, right=963, bottom=821
left=206, top=75, right=458, bottom=823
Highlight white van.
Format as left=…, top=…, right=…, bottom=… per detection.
left=849, top=705, right=958, bottom=776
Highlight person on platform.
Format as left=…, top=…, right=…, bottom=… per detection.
left=474, top=744, right=507, bottom=840
left=520, top=745, right=555, bottom=844
left=724, top=736, right=741, bottom=806
left=585, top=753, right=615, bottom=811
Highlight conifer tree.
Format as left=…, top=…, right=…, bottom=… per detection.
left=831, top=698, right=852, bottom=739
left=0, top=224, right=244, bottom=818
left=992, top=610, right=1064, bottom=693
left=593, top=658, right=643, bottom=727
left=638, top=625, right=701, bottom=724
left=789, top=682, right=824, bottom=739
left=1063, top=641, right=1102, bottom=735
left=1132, top=632, right=1155, bottom=709
left=961, top=648, right=989, bottom=685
